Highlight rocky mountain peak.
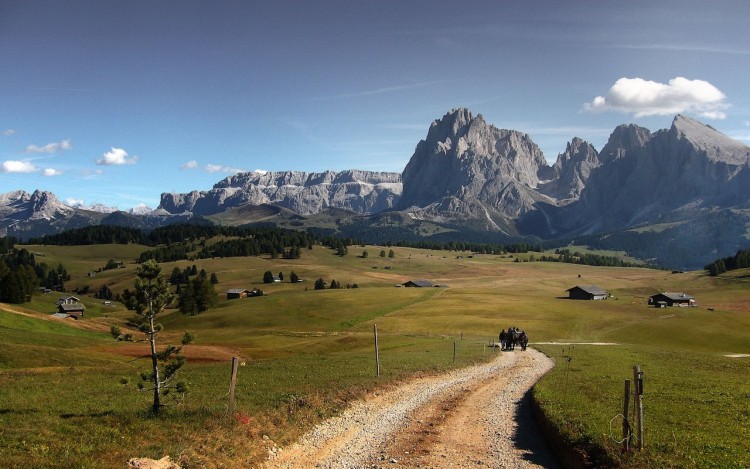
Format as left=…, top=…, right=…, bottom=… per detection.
left=598, top=123, right=652, bottom=163
left=27, top=190, right=72, bottom=220
left=427, top=108, right=475, bottom=141
left=398, top=108, right=552, bottom=222
left=670, top=114, right=749, bottom=165
left=539, top=138, right=601, bottom=201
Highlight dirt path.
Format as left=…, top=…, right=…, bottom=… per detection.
left=264, top=348, right=557, bottom=468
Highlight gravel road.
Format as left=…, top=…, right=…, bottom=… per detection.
left=263, top=348, right=558, bottom=468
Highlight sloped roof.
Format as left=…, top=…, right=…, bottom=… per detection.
left=567, top=285, right=607, bottom=295
left=658, top=292, right=695, bottom=300
left=226, top=288, right=250, bottom=294
left=404, top=279, right=434, bottom=287
left=58, top=303, right=85, bottom=312
left=56, top=296, right=81, bottom=305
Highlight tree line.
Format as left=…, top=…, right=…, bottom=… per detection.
left=0, top=248, right=69, bottom=303
left=704, top=248, right=750, bottom=276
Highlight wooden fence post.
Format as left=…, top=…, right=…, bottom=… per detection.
left=374, top=324, right=380, bottom=377
left=633, top=365, right=644, bottom=449
left=622, top=379, right=631, bottom=452
left=228, top=356, right=239, bottom=419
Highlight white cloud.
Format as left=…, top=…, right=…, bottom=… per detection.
left=96, top=147, right=138, bottom=165
left=584, top=77, right=728, bottom=119
left=205, top=164, right=244, bottom=174
left=180, top=160, right=199, bottom=170
left=42, top=168, right=63, bottom=176
left=1, top=129, right=15, bottom=136
left=25, top=138, right=72, bottom=154
left=253, top=169, right=268, bottom=175
left=1, top=160, right=38, bottom=173
left=65, top=198, right=85, bottom=207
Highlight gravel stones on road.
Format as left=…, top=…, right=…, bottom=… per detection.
left=264, top=348, right=556, bottom=468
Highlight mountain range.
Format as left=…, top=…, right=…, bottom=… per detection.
left=3, top=108, right=749, bottom=270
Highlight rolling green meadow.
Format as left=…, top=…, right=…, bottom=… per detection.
left=1, top=243, right=749, bottom=467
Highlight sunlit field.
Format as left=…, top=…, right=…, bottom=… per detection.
left=1, top=243, right=748, bottom=467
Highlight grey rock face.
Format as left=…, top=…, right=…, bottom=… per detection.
left=398, top=108, right=554, bottom=223
left=0, top=190, right=72, bottom=221
left=559, top=115, right=750, bottom=234
left=159, top=170, right=402, bottom=216
left=539, top=137, right=601, bottom=202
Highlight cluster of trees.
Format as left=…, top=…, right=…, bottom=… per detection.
left=262, top=270, right=301, bottom=283
left=313, top=278, right=357, bottom=290
left=139, top=226, right=316, bottom=263
left=197, top=238, right=305, bottom=260
left=120, top=264, right=219, bottom=316
left=704, top=248, right=750, bottom=276
left=361, top=249, right=395, bottom=258
left=170, top=264, right=218, bottom=286
left=0, top=248, right=69, bottom=303
left=27, top=226, right=146, bottom=245
left=177, top=274, right=219, bottom=316
left=139, top=244, right=193, bottom=263
left=96, top=284, right=114, bottom=301
left=24, top=224, right=320, bottom=263
left=392, top=239, right=544, bottom=254
left=171, top=265, right=219, bottom=316
left=536, top=249, right=653, bottom=268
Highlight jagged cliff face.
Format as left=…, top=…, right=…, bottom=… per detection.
left=397, top=108, right=554, bottom=230
left=0, top=190, right=72, bottom=222
left=0, top=190, right=90, bottom=238
left=539, top=137, right=601, bottom=202
left=558, top=115, right=750, bottom=234
left=159, top=169, right=402, bottom=216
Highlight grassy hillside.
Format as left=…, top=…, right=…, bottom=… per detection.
left=1, top=242, right=748, bottom=467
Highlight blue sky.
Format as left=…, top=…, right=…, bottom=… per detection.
left=2, top=0, right=749, bottom=210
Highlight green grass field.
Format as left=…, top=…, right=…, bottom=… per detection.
left=1, top=243, right=748, bottom=467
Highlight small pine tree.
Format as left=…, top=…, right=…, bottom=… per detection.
left=314, top=278, right=326, bottom=290
left=131, top=260, right=193, bottom=414
left=290, top=271, right=299, bottom=283
left=380, top=250, right=386, bottom=258
left=263, top=271, right=274, bottom=284
left=210, top=272, right=219, bottom=284
left=388, top=249, right=395, bottom=258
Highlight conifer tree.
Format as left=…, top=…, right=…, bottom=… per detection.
left=132, top=260, right=193, bottom=414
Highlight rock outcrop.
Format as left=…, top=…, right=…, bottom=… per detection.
left=397, top=108, right=555, bottom=232
left=557, top=115, right=750, bottom=235
left=159, top=170, right=402, bottom=216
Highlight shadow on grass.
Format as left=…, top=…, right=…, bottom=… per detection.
left=60, top=410, right=114, bottom=419
left=512, top=389, right=562, bottom=468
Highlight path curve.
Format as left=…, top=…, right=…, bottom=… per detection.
left=263, top=348, right=557, bottom=468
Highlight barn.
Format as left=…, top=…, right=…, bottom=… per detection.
left=57, top=303, right=85, bottom=318
left=226, top=289, right=251, bottom=300
left=648, top=292, right=696, bottom=307
left=566, top=285, right=608, bottom=300
left=402, top=279, right=434, bottom=288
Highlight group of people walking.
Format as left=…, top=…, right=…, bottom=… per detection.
left=499, top=326, right=528, bottom=351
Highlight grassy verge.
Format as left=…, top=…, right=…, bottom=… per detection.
left=534, top=345, right=750, bottom=468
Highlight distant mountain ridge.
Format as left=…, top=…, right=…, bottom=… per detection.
left=3, top=108, right=750, bottom=269
left=159, top=169, right=402, bottom=216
